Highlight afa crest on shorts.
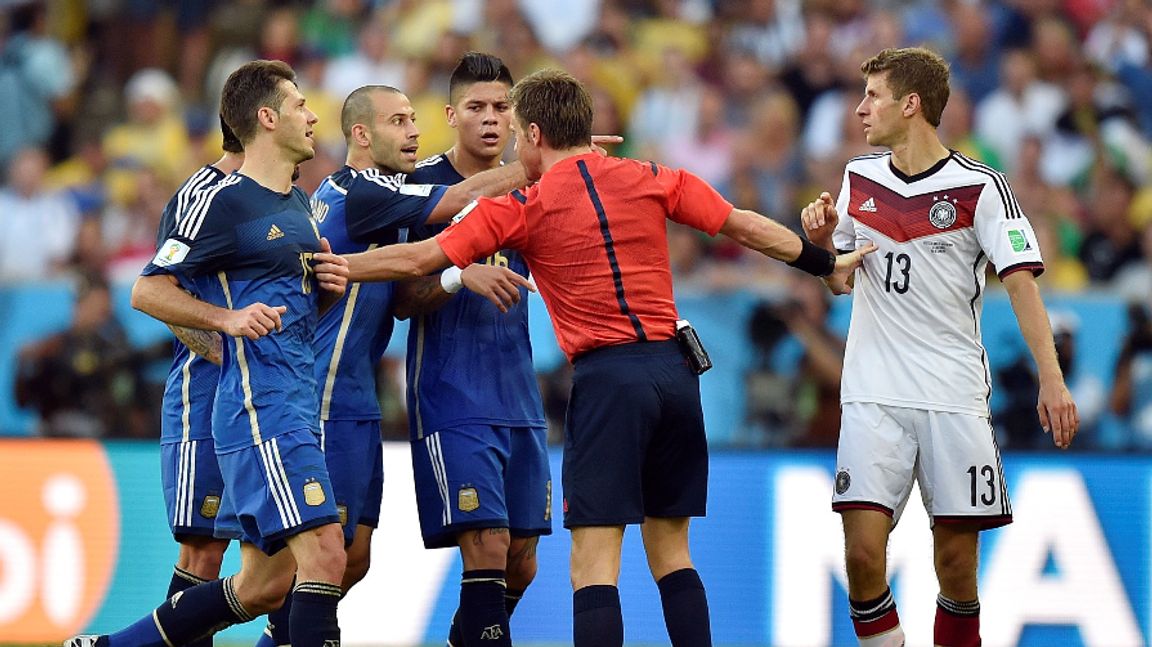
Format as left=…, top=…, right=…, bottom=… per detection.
left=458, top=486, right=480, bottom=512
left=929, top=196, right=959, bottom=229
left=199, top=495, right=221, bottom=519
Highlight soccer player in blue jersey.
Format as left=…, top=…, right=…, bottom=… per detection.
left=267, top=82, right=534, bottom=644
left=147, top=116, right=243, bottom=647
left=68, top=60, right=350, bottom=647
left=392, top=52, right=550, bottom=647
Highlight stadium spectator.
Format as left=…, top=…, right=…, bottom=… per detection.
left=14, top=273, right=161, bottom=439
left=0, top=146, right=81, bottom=283
left=322, top=18, right=405, bottom=101
left=0, top=0, right=77, bottom=169
left=1111, top=302, right=1152, bottom=449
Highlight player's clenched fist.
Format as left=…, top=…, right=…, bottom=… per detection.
left=801, top=192, right=838, bottom=246
left=461, top=264, right=537, bottom=313
left=313, top=237, right=350, bottom=296
left=221, top=303, right=288, bottom=340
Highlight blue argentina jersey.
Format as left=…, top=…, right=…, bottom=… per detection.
left=143, top=173, right=324, bottom=454
left=154, top=165, right=224, bottom=445
left=311, top=165, right=448, bottom=421
left=406, top=154, right=545, bottom=438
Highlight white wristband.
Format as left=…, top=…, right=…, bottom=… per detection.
left=440, top=265, right=464, bottom=294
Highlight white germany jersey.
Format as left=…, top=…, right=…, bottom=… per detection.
left=832, top=151, right=1044, bottom=416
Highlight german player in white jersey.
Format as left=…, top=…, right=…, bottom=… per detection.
left=802, top=47, right=1078, bottom=647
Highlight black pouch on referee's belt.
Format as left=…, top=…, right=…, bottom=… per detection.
left=675, top=319, right=712, bottom=375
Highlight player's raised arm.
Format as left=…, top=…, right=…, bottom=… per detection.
left=1002, top=270, right=1079, bottom=449
left=427, top=162, right=528, bottom=223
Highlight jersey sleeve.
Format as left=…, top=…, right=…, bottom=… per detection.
left=832, top=168, right=857, bottom=252
left=655, top=164, right=733, bottom=235
left=973, top=176, right=1045, bottom=279
left=345, top=168, right=449, bottom=244
left=141, top=189, right=236, bottom=280
left=434, top=192, right=529, bottom=268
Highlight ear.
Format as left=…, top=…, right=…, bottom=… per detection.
left=903, top=93, right=921, bottom=118
left=445, top=104, right=457, bottom=128
left=351, top=123, right=371, bottom=148
left=257, top=106, right=278, bottom=131
left=528, top=122, right=542, bottom=146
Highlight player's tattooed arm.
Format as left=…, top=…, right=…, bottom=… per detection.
left=392, top=275, right=453, bottom=321
left=167, top=324, right=224, bottom=366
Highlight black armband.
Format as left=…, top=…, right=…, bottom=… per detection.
left=787, top=238, right=837, bottom=277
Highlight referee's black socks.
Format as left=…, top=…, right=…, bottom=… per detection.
left=573, top=584, right=623, bottom=647
left=657, top=568, right=713, bottom=647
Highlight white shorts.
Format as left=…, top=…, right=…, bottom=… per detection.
left=831, top=402, right=1012, bottom=529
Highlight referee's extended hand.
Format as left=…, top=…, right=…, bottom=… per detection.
left=461, top=264, right=537, bottom=313
left=824, top=243, right=877, bottom=295
left=221, top=303, right=287, bottom=340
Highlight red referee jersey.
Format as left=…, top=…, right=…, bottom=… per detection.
left=435, top=152, right=733, bottom=360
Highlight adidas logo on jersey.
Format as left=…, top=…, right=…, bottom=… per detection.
left=858, top=197, right=877, bottom=212
left=267, top=224, right=285, bottom=240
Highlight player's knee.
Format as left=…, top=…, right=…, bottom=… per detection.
left=342, top=549, right=371, bottom=590
left=844, top=541, right=886, bottom=581
left=460, top=528, right=512, bottom=570
left=237, top=571, right=294, bottom=615
left=934, top=544, right=977, bottom=584
left=178, top=538, right=227, bottom=579
left=506, top=550, right=538, bottom=589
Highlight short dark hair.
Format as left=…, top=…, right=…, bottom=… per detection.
left=448, top=52, right=514, bottom=105
left=861, top=47, right=951, bottom=128
left=219, top=114, right=243, bottom=153
left=509, top=69, right=592, bottom=150
left=339, top=85, right=402, bottom=140
left=220, top=60, right=297, bottom=145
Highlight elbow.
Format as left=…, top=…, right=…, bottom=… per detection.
left=129, top=280, right=147, bottom=313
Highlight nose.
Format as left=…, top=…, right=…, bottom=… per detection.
left=482, top=105, right=498, bottom=125
left=855, top=98, right=868, bottom=118
left=307, top=108, right=318, bottom=125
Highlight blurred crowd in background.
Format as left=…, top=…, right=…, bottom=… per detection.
left=3, top=0, right=1151, bottom=449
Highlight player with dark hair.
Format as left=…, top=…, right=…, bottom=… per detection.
left=341, top=68, right=869, bottom=647
left=143, top=114, right=245, bottom=647
left=801, top=47, right=1078, bottom=647
left=68, top=59, right=350, bottom=647
left=281, top=79, right=534, bottom=646
left=393, top=52, right=548, bottom=647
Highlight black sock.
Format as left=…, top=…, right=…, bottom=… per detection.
left=458, top=569, right=511, bottom=646
left=504, top=587, right=525, bottom=618
left=573, top=585, right=623, bottom=647
left=166, top=567, right=212, bottom=647
left=289, top=581, right=342, bottom=647
left=150, top=576, right=252, bottom=644
left=657, top=568, right=713, bottom=647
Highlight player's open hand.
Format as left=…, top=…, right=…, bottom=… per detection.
left=461, top=264, right=536, bottom=313
left=590, top=134, right=624, bottom=157
left=801, top=192, right=839, bottom=247
left=313, top=237, right=349, bottom=296
left=1038, top=379, right=1079, bottom=449
left=222, top=303, right=287, bottom=340
left=824, top=243, right=877, bottom=295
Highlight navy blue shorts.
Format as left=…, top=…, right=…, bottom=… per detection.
left=563, top=339, right=708, bottom=528
left=214, top=428, right=341, bottom=554
left=321, top=419, right=384, bottom=544
left=160, top=438, right=226, bottom=540
left=411, top=424, right=553, bottom=549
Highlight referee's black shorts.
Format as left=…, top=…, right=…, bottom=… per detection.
left=562, top=339, right=709, bottom=528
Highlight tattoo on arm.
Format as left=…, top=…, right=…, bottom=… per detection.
left=168, top=324, right=224, bottom=366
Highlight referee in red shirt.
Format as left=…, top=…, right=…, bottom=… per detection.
left=341, top=69, right=872, bottom=647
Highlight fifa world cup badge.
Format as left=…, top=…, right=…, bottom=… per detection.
left=303, top=480, right=327, bottom=506
left=458, top=486, right=480, bottom=512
